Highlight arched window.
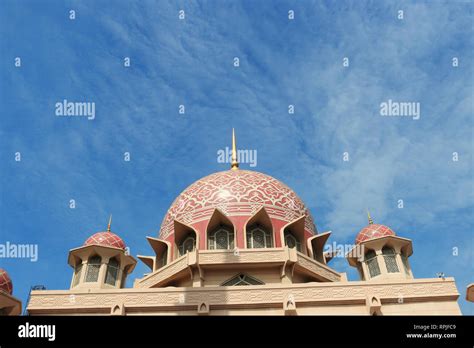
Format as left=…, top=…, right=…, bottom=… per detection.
left=178, top=235, right=196, bottom=256
left=284, top=230, right=301, bottom=252
left=382, top=246, right=399, bottom=273
left=208, top=226, right=234, bottom=250
left=105, top=258, right=120, bottom=286
left=85, top=255, right=101, bottom=282
left=246, top=225, right=273, bottom=249
left=364, top=250, right=381, bottom=278
left=72, top=263, right=83, bottom=287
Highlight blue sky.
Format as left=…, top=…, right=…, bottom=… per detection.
left=0, top=0, right=472, bottom=314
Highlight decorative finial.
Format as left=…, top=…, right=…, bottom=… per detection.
left=367, top=209, right=374, bottom=225
left=231, top=128, right=239, bottom=170
left=107, top=214, right=112, bottom=232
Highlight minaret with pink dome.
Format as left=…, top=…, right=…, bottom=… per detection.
left=67, top=216, right=137, bottom=291
left=347, top=211, right=414, bottom=281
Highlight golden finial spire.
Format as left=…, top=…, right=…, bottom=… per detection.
left=107, top=214, right=112, bottom=232
left=231, top=128, right=239, bottom=170
left=367, top=209, right=374, bottom=225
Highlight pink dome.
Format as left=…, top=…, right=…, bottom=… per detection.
left=0, top=268, right=13, bottom=295
left=355, top=224, right=396, bottom=244
left=159, top=170, right=316, bottom=240
left=84, top=231, right=126, bottom=249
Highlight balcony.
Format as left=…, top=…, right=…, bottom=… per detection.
left=134, top=247, right=341, bottom=288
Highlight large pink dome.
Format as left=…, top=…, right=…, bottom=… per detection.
left=159, top=170, right=316, bottom=240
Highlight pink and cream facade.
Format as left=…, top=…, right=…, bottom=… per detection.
left=24, top=136, right=462, bottom=316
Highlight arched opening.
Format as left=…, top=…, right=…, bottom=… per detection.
left=178, top=234, right=196, bottom=256
left=85, top=255, right=102, bottom=282
left=284, top=229, right=302, bottom=252
left=281, top=215, right=306, bottom=254
left=206, top=209, right=235, bottom=250
left=307, top=231, right=331, bottom=263
left=145, top=237, right=171, bottom=270
left=112, top=305, right=121, bottom=314
left=105, top=257, right=120, bottom=286
left=246, top=224, right=273, bottom=248
left=209, top=226, right=234, bottom=250
left=364, top=250, right=380, bottom=278
left=174, top=220, right=198, bottom=259
left=382, top=246, right=399, bottom=273
left=244, top=207, right=274, bottom=249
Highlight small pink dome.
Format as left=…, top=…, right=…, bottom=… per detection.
left=355, top=224, right=396, bottom=244
left=84, top=231, right=126, bottom=249
left=0, top=268, right=13, bottom=295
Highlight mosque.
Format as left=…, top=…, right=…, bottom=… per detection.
left=1, top=131, right=464, bottom=315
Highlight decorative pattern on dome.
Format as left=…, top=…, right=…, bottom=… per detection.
left=0, top=268, right=13, bottom=295
left=84, top=232, right=126, bottom=249
left=159, top=170, right=316, bottom=239
left=355, top=224, right=395, bottom=244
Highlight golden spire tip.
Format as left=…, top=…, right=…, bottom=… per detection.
left=367, top=209, right=374, bottom=225
left=107, top=214, right=112, bottom=232
left=231, top=128, right=239, bottom=170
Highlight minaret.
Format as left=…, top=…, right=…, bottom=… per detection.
left=346, top=212, right=414, bottom=281
left=68, top=216, right=136, bottom=290
left=231, top=128, right=239, bottom=170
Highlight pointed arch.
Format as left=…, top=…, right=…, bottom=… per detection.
left=280, top=215, right=306, bottom=254
left=206, top=209, right=236, bottom=250
left=307, top=231, right=331, bottom=263
left=137, top=255, right=155, bottom=271
left=174, top=219, right=199, bottom=259
left=244, top=207, right=274, bottom=249
left=146, top=236, right=172, bottom=269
